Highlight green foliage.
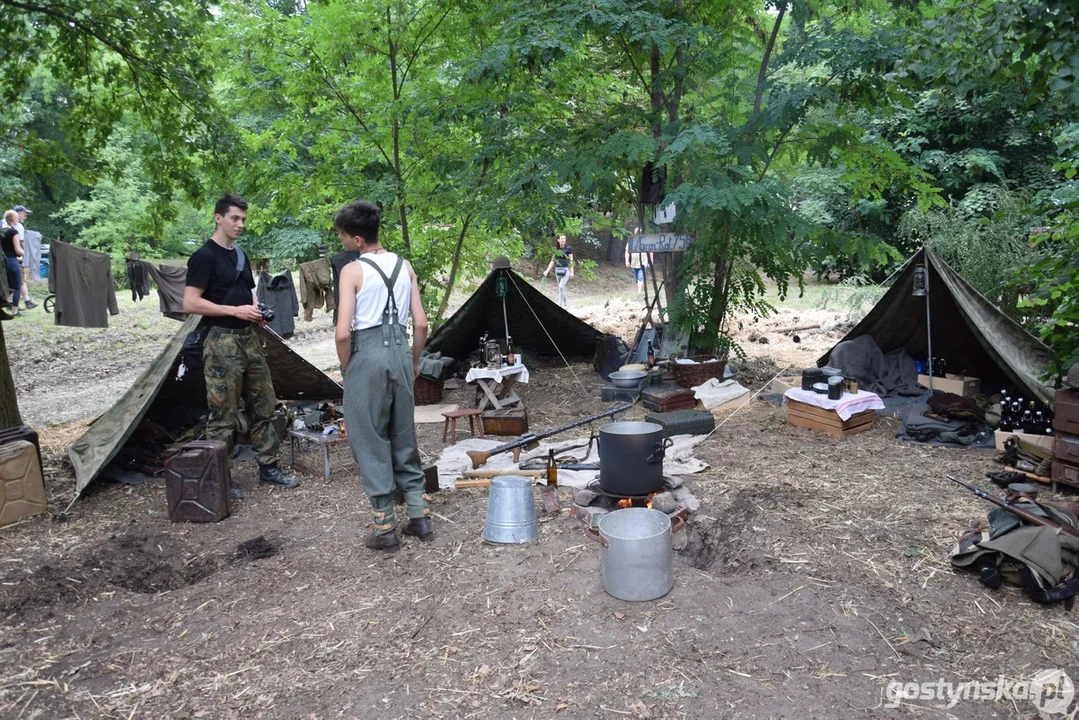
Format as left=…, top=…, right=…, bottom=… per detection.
left=0, top=0, right=228, bottom=202
left=898, top=185, right=1040, bottom=314
left=51, top=129, right=157, bottom=257
left=1014, top=131, right=1079, bottom=381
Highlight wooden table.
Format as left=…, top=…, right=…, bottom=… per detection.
left=465, top=362, right=529, bottom=411
left=288, top=427, right=350, bottom=479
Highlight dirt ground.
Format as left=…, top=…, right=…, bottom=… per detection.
left=2, top=267, right=1077, bottom=719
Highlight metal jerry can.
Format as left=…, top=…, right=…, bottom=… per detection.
left=0, top=439, right=47, bottom=527
left=164, top=440, right=231, bottom=523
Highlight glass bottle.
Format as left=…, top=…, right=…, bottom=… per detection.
left=646, top=339, right=655, bottom=368
left=545, top=449, right=557, bottom=489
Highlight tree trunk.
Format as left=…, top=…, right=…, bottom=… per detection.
left=0, top=322, right=23, bottom=430
left=388, top=7, right=411, bottom=257
left=434, top=212, right=475, bottom=322
left=753, top=2, right=787, bottom=115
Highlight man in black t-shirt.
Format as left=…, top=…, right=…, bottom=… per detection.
left=183, top=193, right=299, bottom=497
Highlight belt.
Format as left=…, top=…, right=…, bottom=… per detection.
left=208, top=325, right=254, bottom=335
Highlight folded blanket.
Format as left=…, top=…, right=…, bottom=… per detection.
left=827, top=335, right=922, bottom=397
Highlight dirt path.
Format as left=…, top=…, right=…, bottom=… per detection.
left=2, top=267, right=1075, bottom=719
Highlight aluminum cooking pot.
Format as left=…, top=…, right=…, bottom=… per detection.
left=597, top=421, right=671, bottom=496
left=609, top=370, right=647, bottom=389
left=585, top=507, right=684, bottom=601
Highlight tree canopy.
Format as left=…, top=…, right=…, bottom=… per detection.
left=2, top=0, right=1077, bottom=378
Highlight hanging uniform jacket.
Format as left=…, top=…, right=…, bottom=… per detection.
left=256, top=269, right=300, bottom=338
left=126, top=255, right=151, bottom=301
left=143, top=262, right=188, bottom=320
left=298, top=258, right=334, bottom=321
left=48, top=240, right=119, bottom=328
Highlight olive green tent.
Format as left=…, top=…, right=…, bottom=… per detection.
left=68, top=316, right=342, bottom=498
left=819, top=247, right=1054, bottom=405
left=425, top=259, right=603, bottom=360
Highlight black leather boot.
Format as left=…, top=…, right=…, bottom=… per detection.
left=364, top=530, right=400, bottom=553
left=402, top=517, right=434, bottom=542
left=259, top=463, right=300, bottom=488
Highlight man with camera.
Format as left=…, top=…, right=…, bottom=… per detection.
left=182, top=193, right=299, bottom=497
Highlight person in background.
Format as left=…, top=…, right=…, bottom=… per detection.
left=2, top=205, right=36, bottom=310
left=624, top=227, right=654, bottom=295
left=334, top=200, right=431, bottom=553
left=14, top=206, right=36, bottom=309
left=182, top=193, right=300, bottom=499
left=542, top=234, right=574, bottom=308
left=1, top=211, right=23, bottom=314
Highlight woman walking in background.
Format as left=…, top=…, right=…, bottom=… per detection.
left=542, top=234, right=574, bottom=308
left=1, top=211, right=24, bottom=315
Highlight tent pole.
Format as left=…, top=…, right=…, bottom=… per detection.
left=925, top=249, right=934, bottom=394
left=502, top=293, right=509, bottom=347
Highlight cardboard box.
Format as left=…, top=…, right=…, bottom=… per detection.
left=994, top=430, right=1054, bottom=453
left=918, top=373, right=981, bottom=398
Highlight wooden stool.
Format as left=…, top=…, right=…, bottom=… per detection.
left=442, top=408, right=485, bottom=445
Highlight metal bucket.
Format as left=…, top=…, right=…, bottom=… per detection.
left=598, top=421, right=670, bottom=496
left=586, top=507, right=682, bottom=601
left=482, top=475, right=538, bottom=544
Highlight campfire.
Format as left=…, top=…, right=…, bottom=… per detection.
left=568, top=476, right=698, bottom=529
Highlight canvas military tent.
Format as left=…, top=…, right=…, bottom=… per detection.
left=819, top=247, right=1054, bottom=404
left=425, top=258, right=604, bottom=360
left=68, top=316, right=342, bottom=498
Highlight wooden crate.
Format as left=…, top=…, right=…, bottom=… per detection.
left=482, top=408, right=528, bottom=436
left=917, top=373, right=981, bottom=398
left=786, top=399, right=875, bottom=437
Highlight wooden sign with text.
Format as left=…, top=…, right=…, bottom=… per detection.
left=627, top=232, right=694, bottom=253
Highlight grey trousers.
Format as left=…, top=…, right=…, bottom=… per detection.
left=343, top=324, right=428, bottom=533
left=556, top=269, right=569, bottom=307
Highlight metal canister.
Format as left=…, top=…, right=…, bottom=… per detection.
left=801, top=368, right=824, bottom=391
left=827, top=375, right=843, bottom=400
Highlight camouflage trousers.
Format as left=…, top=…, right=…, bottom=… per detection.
left=202, top=326, right=279, bottom=466
left=342, top=324, right=428, bottom=534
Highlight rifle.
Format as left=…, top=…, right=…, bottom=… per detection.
left=466, top=403, right=633, bottom=469
left=947, top=475, right=1079, bottom=541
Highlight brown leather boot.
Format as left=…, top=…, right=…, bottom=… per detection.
left=364, top=530, right=400, bottom=553
left=402, top=517, right=434, bottom=542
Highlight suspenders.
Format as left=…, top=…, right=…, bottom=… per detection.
left=356, top=255, right=405, bottom=346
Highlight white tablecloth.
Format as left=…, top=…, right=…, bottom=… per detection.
left=465, top=362, right=530, bottom=385
left=783, top=388, right=884, bottom=421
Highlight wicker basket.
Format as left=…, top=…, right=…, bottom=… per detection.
left=672, top=355, right=727, bottom=388
left=414, top=375, right=445, bottom=405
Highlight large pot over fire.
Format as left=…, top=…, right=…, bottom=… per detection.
left=598, top=421, right=670, bottom=496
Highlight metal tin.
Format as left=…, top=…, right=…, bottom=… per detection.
left=801, top=368, right=824, bottom=391
left=827, top=375, right=844, bottom=400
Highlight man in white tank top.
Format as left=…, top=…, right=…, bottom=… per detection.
left=334, top=201, right=431, bottom=553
